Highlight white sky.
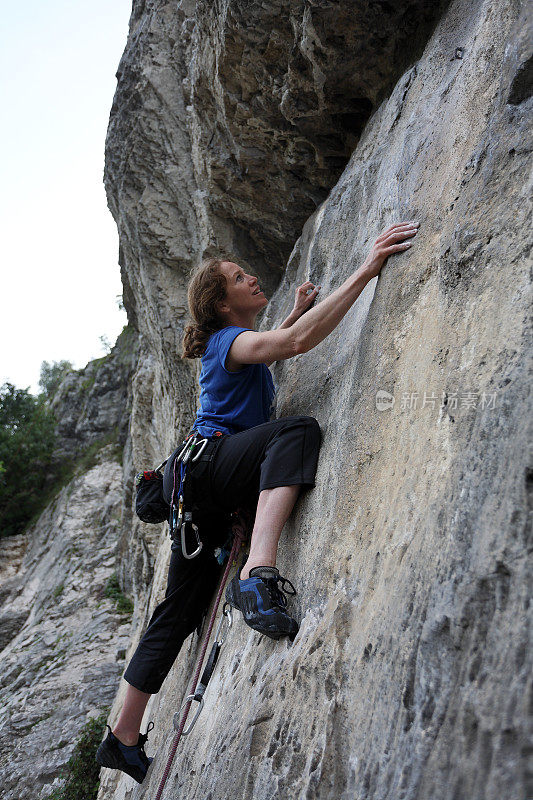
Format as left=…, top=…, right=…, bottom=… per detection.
left=1, top=0, right=132, bottom=395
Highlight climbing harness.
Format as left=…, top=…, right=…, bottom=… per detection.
left=169, top=432, right=210, bottom=559
left=134, top=429, right=225, bottom=558
left=154, top=521, right=247, bottom=800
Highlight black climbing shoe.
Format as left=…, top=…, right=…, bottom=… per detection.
left=95, top=722, right=154, bottom=784
left=225, top=566, right=299, bottom=641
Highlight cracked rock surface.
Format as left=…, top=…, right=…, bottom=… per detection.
left=0, top=453, right=133, bottom=799
left=50, top=326, right=138, bottom=462
left=16, top=0, right=531, bottom=797
left=0, top=326, right=140, bottom=798
left=104, top=0, right=449, bottom=398
left=99, top=0, right=531, bottom=798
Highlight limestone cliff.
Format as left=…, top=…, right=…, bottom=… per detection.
left=0, top=332, right=139, bottom=798
left=50, top=325, right=138, bottom=462
left=27, top=0, right=533, bottom=798
left=99, top=0, right=531, bottom=798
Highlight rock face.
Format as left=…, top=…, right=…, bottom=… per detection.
left=25, top=0, right=533, bottom=798
left=105, top=0, right=450, bottom=295
left=99, top=0, right=531, bottom=798
left=51, top=325, right=139, bottom=462
left=103, top=0, right=451, bottom=438
left=0, top=452, right=132, bottom=799
left=0, top=329, right=140, bottom=798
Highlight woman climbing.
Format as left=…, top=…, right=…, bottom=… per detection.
left=96, top=220, right=420, bottom=783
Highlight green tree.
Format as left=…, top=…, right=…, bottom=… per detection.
left=0, top=383, right=57, bottom=537
left=39, top=360, right=73, bottom=398
left=98, top=335, right=112, bottom=354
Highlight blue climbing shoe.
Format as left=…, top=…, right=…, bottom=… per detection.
left=95, top=722, right=154, bottom=784
left=225, top=565, right=299, bottom=641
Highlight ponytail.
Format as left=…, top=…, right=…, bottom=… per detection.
left=181, top=258, right=227, bottom=359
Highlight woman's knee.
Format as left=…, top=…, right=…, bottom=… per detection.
left=277, top=415, right=321, bottom=448
left=281, top=414, right=320, bottom=430
left=298, top=416, right=322, bottom=448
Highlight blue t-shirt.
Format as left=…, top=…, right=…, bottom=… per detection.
left=192, top=326, right=276, bottom=437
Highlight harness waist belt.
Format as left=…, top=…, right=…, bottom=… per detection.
left=183, top=431, right=227, bottom=464
left=191, top=440, right=222, bottom=462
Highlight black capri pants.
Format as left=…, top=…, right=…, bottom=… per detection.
left=123, top=415, right=321, bottom=694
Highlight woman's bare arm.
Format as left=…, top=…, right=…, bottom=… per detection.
left=277, top=281, right=322, bottom=331
left=230, top=221, right=420, bottom=366
left=264, top=282, right=322, bottom=365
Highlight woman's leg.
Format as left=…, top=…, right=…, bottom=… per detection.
left=240, top=485, right=301, bottom=579
left=108, top=417, right=320, bottom=742
left=109, top=521, right=227, bottom=746
left=121, top=529, right=224, bottom=696
left=200, top=417, right=322, bottom=634
left=112, top=685, right=151, bottom=745
left=203, top=417, right=322, bottom=574
left=216, top=417, right=320, bottom=639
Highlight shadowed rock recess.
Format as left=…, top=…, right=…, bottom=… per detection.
left=97, top=0, right=531, bottom=798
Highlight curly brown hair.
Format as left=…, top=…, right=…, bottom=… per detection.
left=181, top=257, right=228, bottom=359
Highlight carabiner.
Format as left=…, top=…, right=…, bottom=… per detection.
left=183, top=432, right=203, bottom=465
left=181, top=513, right=203, bottom=559
left=175, top=440, right=189, bottom=464
left=174, top=694, right=204, bottom=736
left=154, top=458, right=168, bottom=474
left=214, top=603, right=233, bottom=645
left=191, top=437, right=209, bottom=462
left=175, top=431, right=197, bottom=465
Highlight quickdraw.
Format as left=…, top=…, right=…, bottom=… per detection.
left=176, top=604, right=233, bottom=736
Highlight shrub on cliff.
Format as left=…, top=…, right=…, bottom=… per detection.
left=39, top=360, right=73, bottom=398
left=0, top=382, right=57, bottom=537
left=47, top=711, right=108, bottom=800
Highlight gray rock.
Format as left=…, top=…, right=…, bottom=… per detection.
left=4, top=0, right=532, bottom=798
left=98, top=0, right=532, bottom=798
left=0, top=460, right=135, bottom=799
left=50, top=324, right=139, bottom=463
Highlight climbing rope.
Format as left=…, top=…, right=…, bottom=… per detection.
left=154, top=517, right=247, bottom=800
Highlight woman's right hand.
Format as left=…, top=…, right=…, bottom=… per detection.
left=361, top=221, right=420, bottom=280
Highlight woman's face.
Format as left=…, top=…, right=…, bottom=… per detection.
left=218, top=261, right=268, bottom=317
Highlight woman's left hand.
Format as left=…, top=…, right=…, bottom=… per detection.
left=292, top=281, right=321, bottom=317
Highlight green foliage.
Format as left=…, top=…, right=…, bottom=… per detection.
left=79, top=376, right=95, bottom=395
left=2, top=329, right=131, bottom=538
left=47, top=711, right=109, bottom=800
left=99, top=335, right=112, bottom=354
left=22, top=430, right=123, bottom=535
left=23, top=459, right=79, bottom=531
left=0, top=378, right=123, bottom=538
left=105, top=573, right=134, bottom=615
left=53, top=583, right=64, bottom=600
left=76, top=428, right=121, bottom=473
left=0, top=383, right=57, bottom=537
left=39, top=361, right=73, bottom=398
